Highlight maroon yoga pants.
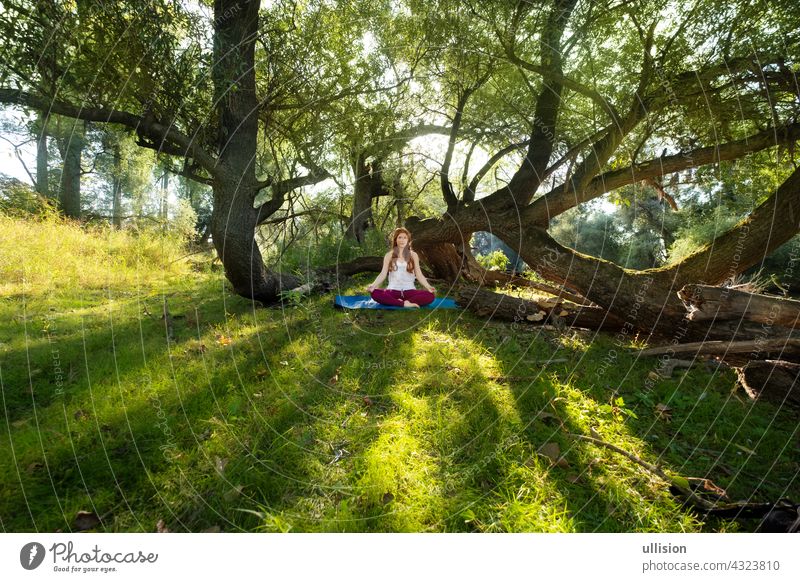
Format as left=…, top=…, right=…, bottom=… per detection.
left=371, top=288, right=435, bottom=307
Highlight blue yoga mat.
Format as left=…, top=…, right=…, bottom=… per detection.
left=334, top=295, right=459, bottom=310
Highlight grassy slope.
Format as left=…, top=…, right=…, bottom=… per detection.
left=1, top=215, right=797, bottom=532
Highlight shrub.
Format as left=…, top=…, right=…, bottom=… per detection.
left=476, top=249, right=510, bottom=271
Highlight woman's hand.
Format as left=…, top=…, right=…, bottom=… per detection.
left=367, top=284, right=376, bottom=293
left=427, top=286, right=436, bottom=294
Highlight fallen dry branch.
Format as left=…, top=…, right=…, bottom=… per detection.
left=571, top=432, right=799, bottom=530
left=637, top=338, right=800, bottom=360
left=570, top=433, right=717, bottom=511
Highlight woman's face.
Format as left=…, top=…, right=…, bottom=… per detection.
left=395, top=232, right=409, bottom=247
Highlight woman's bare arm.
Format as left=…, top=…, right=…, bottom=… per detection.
left=412, top=252, right=435, bottom=293
left=367, top=253, right=391, bottom=291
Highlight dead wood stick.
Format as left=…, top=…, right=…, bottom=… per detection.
left=162, top=297, right=174, bottom=341
left=637, top=338, right=800, bottom=357
left=570, top=433, right=717, bottom=511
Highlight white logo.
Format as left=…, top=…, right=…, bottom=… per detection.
left=20, top=542, right=46, bottom=570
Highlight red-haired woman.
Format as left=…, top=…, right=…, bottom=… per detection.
left=367, top=227, right=436, bottom=308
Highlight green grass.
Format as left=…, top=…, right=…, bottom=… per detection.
left=1, top=215, right=798, bottom=532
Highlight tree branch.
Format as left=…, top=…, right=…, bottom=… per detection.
left=364, top=124, right=453, bottom=157
left=482, top=0, right=579, bottom=208
left=464, top=139, right=530, bottom=201
left=254, top=168, right=332, bottom=226
left=0, top=88, right=219, bottom=177
left=525, top=121, right=800, bottom=225
left=441, top=86, right=480, bottom=211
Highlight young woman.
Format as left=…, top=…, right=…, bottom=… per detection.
left=367, top=227, right=436, bottom=308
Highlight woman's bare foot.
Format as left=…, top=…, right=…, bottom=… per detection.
left=403, top=300, right=420, bottom=308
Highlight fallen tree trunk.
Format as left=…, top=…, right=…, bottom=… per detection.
left=679, top=285, right=800, bottom=328
left=477, top=270, right=595, bottom=306
left=637, top=284, right=800, bottom=408
left=455, top=284, right=624, bottom=330
left=637, top=338, right=800, bottom=364
left=737, top=361, right=800, bottom=408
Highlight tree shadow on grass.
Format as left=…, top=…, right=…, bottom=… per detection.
left=0, top=291, right=406, bottom=532
left=0, top=289, right=300, bottom=531
left=413, top=317, right=695, bottom=532
left=467, top=319, right=800, bottom=531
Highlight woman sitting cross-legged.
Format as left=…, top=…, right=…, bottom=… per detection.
left=367, top=227, right=436, bottom=308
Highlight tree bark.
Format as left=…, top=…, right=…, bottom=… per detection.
left=35, top=112, right=49, bottom=198
left=346, top=152, right=374, bottom=242
left=55, top=119, right=85, bottom=218
left=679, top=284, right=800, bottom=328
left=210, top=0, right=300, bottom=303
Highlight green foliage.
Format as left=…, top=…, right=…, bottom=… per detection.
left=476, top=249, right=510, bottom=271
left=0, top=177, right=57, bottom=218
left=668, top=207, right=742, bottom=263
left=266, top=216, right=388, bottom=274
left=170, top=198, right=199, bottom=241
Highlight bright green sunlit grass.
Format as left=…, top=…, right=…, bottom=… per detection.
left=1, top=215, right=797, bottom=532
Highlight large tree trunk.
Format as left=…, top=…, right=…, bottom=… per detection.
left=209, top=0, right=299, bottom=303
left=55, top=119, right=85, bottom=218
left=489, top=165, right=800, bottom=338
left=35, top=113, right=49, bottom=198
left=346, top=152, right=374, bottom=242
left=211, top=184, right=298, bottom=300
left=680, top=284, right=800, bottom=328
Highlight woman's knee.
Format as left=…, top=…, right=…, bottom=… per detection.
left=417, top=291, right=435, bottom=306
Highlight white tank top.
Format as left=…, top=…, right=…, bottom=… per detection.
left=387, top=258, right=416, bottom=290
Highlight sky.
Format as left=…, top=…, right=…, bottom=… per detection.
left=0, top=110, right=37, bottom=185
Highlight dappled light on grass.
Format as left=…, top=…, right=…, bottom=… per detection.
left=2, top=228, right=798, bottom=532
left=551, top=373, right=703, bottom=532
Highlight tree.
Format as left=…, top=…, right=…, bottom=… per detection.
left=399, top=0, right=800, bottom=336
left=0, top=0, right=333, bottom=301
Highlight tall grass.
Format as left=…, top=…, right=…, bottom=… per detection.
left=0, top=214, right=190, bottom=296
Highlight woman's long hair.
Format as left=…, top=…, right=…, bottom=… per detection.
left=389, top=227, right=414, bottom=273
